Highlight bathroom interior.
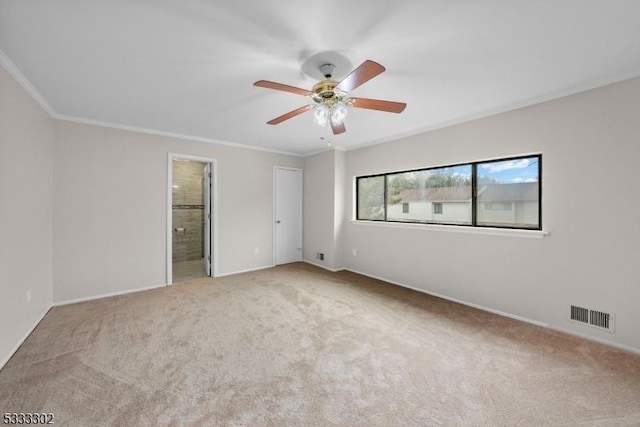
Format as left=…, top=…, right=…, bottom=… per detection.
left=172, top=159, right=209, bottom=283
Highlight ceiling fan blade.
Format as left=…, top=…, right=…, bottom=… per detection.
left=266, top=105, right=311, bottom=125
left=254, top=80, right=311, bottom=97
left=331, top=120, right=346, bottom=135
left=335, top=60, right=386, bottom=93
left=349, top=97, right=406, bottom=113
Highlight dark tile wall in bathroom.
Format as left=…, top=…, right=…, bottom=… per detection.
left=172, top=160, right=205, bottom=263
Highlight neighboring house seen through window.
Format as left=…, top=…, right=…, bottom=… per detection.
left=356, top=155, right=541, bottom=230
left=485, top=202, right=512, bottom=210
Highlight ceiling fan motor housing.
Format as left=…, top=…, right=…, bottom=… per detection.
left=311, top=63, right=346, bottom=106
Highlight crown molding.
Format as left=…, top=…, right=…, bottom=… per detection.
left=54, top=114, right=304, bottom=157
left=344, top=70, right=640, bottom=153
left=4, top=46, right=639, bottom=159
left=0, top=48, right=56, bottom=116
left=0, top=48, right=305, bottom=157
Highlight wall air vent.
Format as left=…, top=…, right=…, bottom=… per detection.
left=570, top=305, right=589, bottom=324
left=570, top=305, right=615, bottom=332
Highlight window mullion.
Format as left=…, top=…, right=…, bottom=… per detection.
left=471, top=163, right=477, bottom=226
left=355, top=178, right=359, bottom=220
left=383, top=175, right=388, bottom=221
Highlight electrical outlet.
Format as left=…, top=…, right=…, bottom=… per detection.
left=26, top=289, right=31, bottom=303
left=316, top=252, right=324, bottom=261
left=254, top=247, right=259, bottom=255
left=352, top=249, right=357, bottom=257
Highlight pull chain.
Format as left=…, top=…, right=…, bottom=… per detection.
left=320, top=123, right=332, bottom=147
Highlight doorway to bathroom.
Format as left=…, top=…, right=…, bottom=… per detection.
left=167, top=153, right=216, bottom=284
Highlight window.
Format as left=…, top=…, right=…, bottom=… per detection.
left=384, top=165, right=472, bottom=224
left=357, top=176, right=385, bottom=220
left=356, top=154, right=541, bottom=230
left=476, top=157, right=540, bottom=229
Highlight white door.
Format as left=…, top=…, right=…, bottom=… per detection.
left=204, top=163, right=212, bottom=276
left=274, top=167, right=302, bottom=265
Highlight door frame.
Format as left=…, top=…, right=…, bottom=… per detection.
left=273, top=166, right=303, bottom=266
left=204, top=162, right=212, bottom=277
left=167, top=153, right=218, bottom=285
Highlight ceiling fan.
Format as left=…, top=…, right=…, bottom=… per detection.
left=254, top=60, right=406, bottom=135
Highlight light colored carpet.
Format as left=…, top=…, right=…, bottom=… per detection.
left=1, top=263, right=639, bottom=426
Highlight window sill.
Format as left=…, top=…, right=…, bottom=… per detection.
left=350, top=220, right=549, bottom=239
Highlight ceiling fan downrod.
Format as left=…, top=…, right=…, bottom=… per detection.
left=319, top=63, right=335, bottom=79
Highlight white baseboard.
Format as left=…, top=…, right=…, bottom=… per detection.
left=53, top=263, right=290, bottom=305
left=345, top=267, right=551, bottom=328
left=345, top=267, right=640, bottom=356
left=53, top=283, right=167, bottom=307
left=0, top=306, right=50, bottom=371
left=550, top=326, right=640, bottom=356
left=303, top=259, right=343, bottom=273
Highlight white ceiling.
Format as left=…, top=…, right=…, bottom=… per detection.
left=2, top=1, right=640, bottom=156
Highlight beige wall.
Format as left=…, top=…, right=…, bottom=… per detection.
left=52, top=122, right=303, bottom=302
left=343, top=76, right=640, bottom=352
left=333, top=150, right=346, bottom=270
left=303, top=149, right=346, bottom=271
left=0, top=66, right=54, bottom=366
left=303, top=150, right=337, bottom=268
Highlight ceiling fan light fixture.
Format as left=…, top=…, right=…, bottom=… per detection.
left=254, top=59, right=406, bottom=135
left=331, top=102, right=348, bottom=125
left=313, top=103, right=329, bottom=126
